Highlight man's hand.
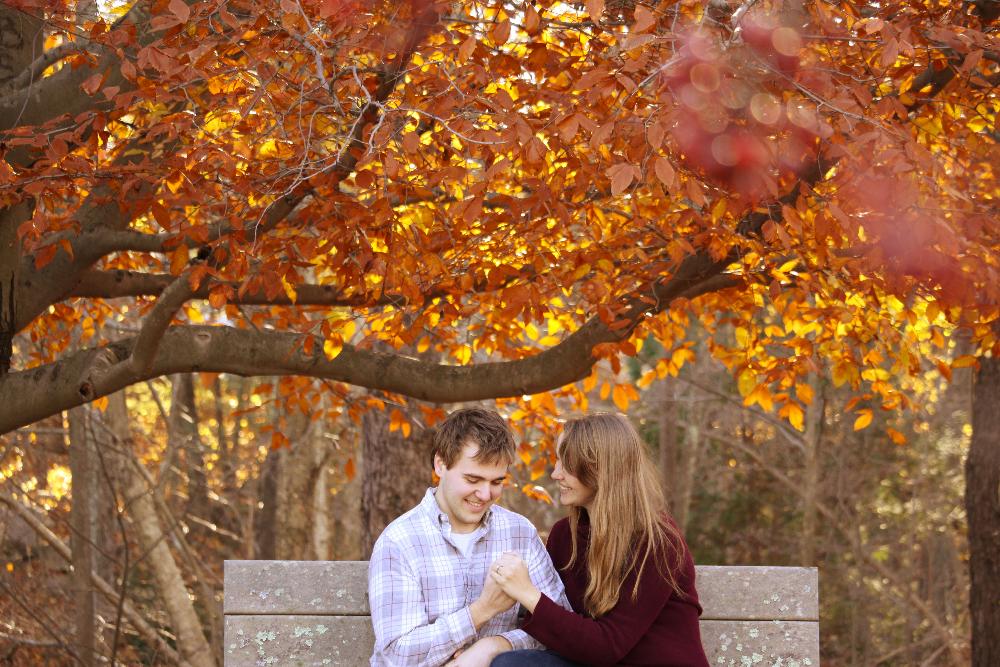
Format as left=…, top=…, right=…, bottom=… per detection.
left=490, top=552, right=542, bottom=613
left=444, top=636, right=512, bottom=667
left=469, top=572, right=517, bottom=629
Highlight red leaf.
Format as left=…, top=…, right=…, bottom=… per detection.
left=524, top=5, right=541, bottom=34
left=319, top=0, right=348, bottom=19
left=168, top=0, right=190, bottom=24
left=632, top=6, right=656, bottom=33
left=208, top=288, right=227, bottom=309
left=607, top=163, right=635, bottom=196
left=653, top=157, right=675, bottom=188
left=491, top=19, right=511, bottom=45
left=151, top=203, right=171, bottom=229
left=81, top=72, right=103, bottom=95
left=458, top=34, right=476, bottom=61
left=585, top=0, right=605, bottom=22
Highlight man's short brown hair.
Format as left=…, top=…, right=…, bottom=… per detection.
left=432, top=408, right=516, bottom=469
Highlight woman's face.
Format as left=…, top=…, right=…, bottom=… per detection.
left=552, top=444, right=595, bottom=509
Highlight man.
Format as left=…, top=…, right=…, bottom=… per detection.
left=369, top=407, right=569, bottom=666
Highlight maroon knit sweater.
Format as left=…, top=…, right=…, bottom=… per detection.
left=522, top=514, right=710, bottom=667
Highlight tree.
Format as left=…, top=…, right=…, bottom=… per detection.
left=968, top=322, right=1000, bottom=666
left=1, top=0, right=998, bottom=659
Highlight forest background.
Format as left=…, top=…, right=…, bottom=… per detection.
left=0, top=0, right=997, bottom=665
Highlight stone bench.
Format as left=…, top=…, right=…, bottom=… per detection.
left=224, top=560, right=819, bottom=666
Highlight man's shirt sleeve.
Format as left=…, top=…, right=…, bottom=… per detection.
left=498, top=529, right=571, bottom=651
left=369, top=536, right=477, bottom=666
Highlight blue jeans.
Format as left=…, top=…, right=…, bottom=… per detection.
left=490, top=650, right=585, bottom=666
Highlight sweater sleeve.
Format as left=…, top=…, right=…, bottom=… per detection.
left=521, top=530, right=677, bottom=667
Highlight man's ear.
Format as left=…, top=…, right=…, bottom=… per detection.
left=433, top=454, right=446, bottom=477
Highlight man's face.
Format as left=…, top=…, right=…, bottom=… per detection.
left=433, top=442, right=509, bottom=534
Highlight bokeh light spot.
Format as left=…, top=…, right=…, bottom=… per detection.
left=750, top=93, right=782, bottom=124
left=771, top=27, right=802, bottom=57
left=689, top=62, right=721, bottom=93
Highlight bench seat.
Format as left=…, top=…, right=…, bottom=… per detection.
left=223, top=561, right=819, bottom=667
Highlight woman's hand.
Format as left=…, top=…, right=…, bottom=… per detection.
left=490, top=552, right=542, bottom=613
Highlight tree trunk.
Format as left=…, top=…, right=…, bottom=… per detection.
left=253, top=404, right=330, bottom=559
left=799, top=374, right=824, bottom=565
left=968, top=338, right=1000, bottom=666
left=0, top=6, right=41, bottom=375
left=253, top=448, right=278, bottom=560
left=104, top=392, right=216, bottom=667
left=330, top=425, right=363, bottom=560
left=273, top=409, right=311, bottom=559
left=311, top=424, right=334, bottom=561
left=361, top=398, right=435, bottom=556
left=67, top=407, right=97, bottom=667
left=672, top=423, right=700, bottom=533
left=657, top=379, right=679, bottom=509
left=170, top=373, right=209, bottom=520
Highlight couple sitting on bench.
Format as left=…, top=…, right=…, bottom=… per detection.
left=368, top=408, right=710, bottom=667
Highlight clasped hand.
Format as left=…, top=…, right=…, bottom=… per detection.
left=489, top=552, right=541, bottom=612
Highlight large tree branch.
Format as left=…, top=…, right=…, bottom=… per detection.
left=1, top=254, right=733, bottom=433
left=71, top=268, right=410, bottom=306
left=0, top=42, right=85, bottom=100
left=126, top=268, right=195, bottom=374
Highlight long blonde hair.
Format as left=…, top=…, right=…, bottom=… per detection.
left=558, top=413, right=685, bottom=617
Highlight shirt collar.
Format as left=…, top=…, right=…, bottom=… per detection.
left=420, top=487, right=495, bottom=533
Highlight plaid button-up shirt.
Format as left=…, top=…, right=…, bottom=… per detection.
left=369, top=488, right=569, bottom=666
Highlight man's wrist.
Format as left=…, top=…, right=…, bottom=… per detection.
left=469, top=599, right=495, bottom=629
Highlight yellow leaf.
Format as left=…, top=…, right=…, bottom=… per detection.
left=734, top=326, right=750, bottom=348
left=519, top=448, right=532, bottom=466
left=926, top=301, right=940, bottom=322
left=853, top=409, right=873, bottom=431
left=323, top=335, right=344, bottom=360
left=795, top=382, right=814, bottom=405
left=737, top=370, right=756, bottom=398
left=952, top=355, right=977, bottom=369
left=612, top=385, right=629, bottom=411
left=887, top=428, right=907, bottom=445
left=583, top=373, right=598, bottom=392
left=832, top=363, right=851, bottom=388
left=281, top=276, right=298, bottom=303
left=778, top=259, right=799, bottom=274
left=756, top=386, right=774, bottom=412
left=599, top=382, right=611, bottom=400
left=711, top=198, right=727, bottom=221
left=786, top=403, right=804, bottom=431
left=416, top=336, right=431, bottom=353
left=455, top=345, right=472, bottom=364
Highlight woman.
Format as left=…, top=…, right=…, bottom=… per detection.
left=489, top=414, right=709, bottom=667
